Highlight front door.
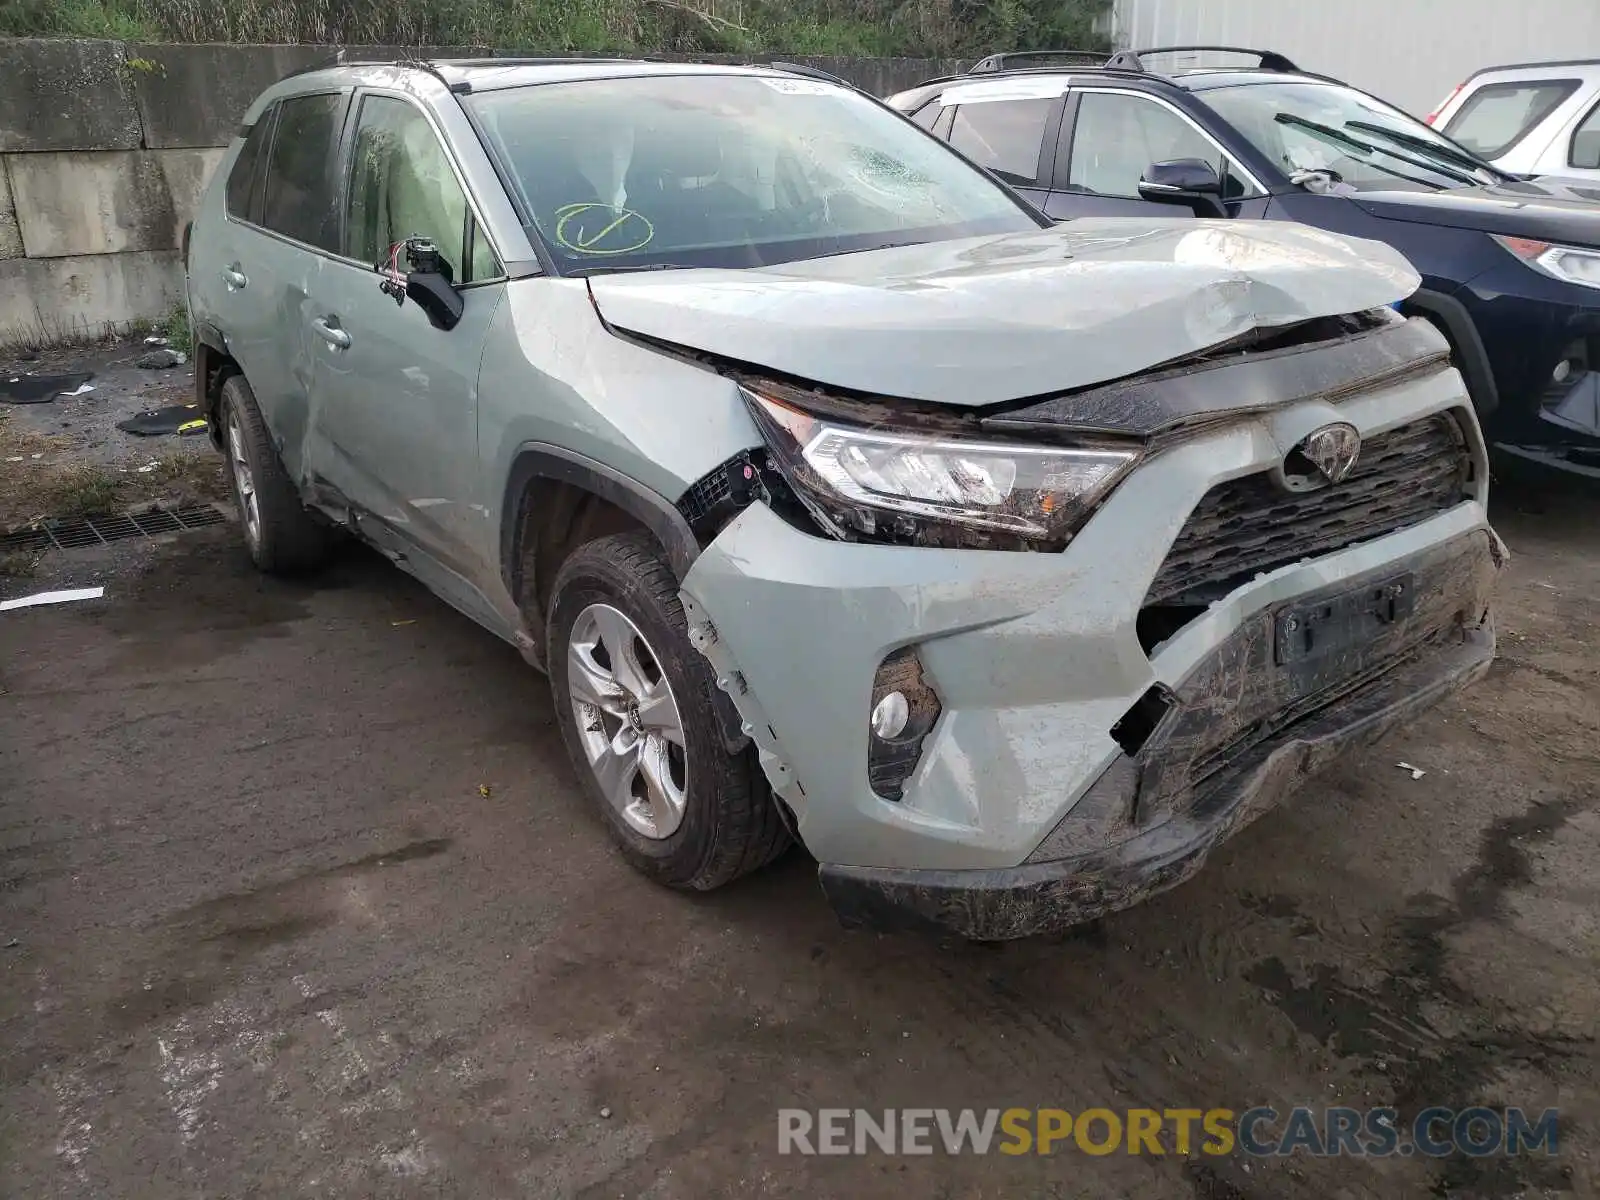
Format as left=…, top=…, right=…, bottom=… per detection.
left=306, top=92, right=505, bottom=602
left=1045, top=90, right=1269, bottom=221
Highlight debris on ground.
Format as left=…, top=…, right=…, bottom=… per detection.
left=116, top=404, right=205, bottom=437
left=0, top=373, right=94, bottom=405
left=1396, top=762, right=1427, bottom=780
left=135, top=349, right=186, bottom=370
left=0, top=586, right=105, bottom=611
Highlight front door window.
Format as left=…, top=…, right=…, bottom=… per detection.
left=345, top=95, right=499, bottom=282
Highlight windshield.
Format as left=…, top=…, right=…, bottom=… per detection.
left=465, top=74, right=1041, bottom=274
left=1202, top=81, right=1498, bottom=192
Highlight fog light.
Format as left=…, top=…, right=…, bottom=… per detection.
left=871, top=691, right=910, bottom=738
left=868, top=648, right=942, bottom=802
left=1554, top=359, right=1573, bottom=384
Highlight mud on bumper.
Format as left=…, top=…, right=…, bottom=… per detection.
left=819, top=530, right=1501, bottom=941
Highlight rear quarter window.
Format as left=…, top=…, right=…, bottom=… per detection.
left=1571, top=100, right=1600, bottom=169
left=1443, top=79, right=1581, bottom=158
left=225, top=108, right=275, bottom=221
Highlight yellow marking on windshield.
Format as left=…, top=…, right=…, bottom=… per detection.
left=553, top=202, right=655, bottom=255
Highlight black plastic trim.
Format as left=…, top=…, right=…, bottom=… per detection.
left=1400, top=289, right=1501, bottom=418
left=982, top=316, right=1452, bottom=439
left=498, top=444, right=699, bottom=604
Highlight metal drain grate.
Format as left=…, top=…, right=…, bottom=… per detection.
left=0, top=503, right=229, bottom=554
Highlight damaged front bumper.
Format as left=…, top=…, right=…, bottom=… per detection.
left=818, top=535, right=1498, bottom=939
left=678, top=363, right=1504, bottom=938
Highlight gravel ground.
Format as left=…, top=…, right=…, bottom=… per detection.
left=0, top=340, right=203, bottom=469
left=0, top=472, right=1596, bottom=1199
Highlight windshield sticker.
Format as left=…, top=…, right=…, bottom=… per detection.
left=552, top=203, right=654, bottom=255
left=760, top=77, right=838, bottom=96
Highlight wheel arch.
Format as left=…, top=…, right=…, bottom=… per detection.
left=192, top=321, right=239, bottom=452
left=500, top=444, right=699, bottom=623
left=501, top=447, right=749, bottom=754
left=1399, top=289, right=1501, bottom=419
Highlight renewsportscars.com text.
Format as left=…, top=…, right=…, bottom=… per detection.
left=777, top=1106, right=1559, bottom=1158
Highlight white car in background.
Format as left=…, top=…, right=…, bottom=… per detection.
left=1428, top=59, right=1600, bottom=190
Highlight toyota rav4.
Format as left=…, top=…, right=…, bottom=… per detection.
left=184, top=57, right=1504, bottom=939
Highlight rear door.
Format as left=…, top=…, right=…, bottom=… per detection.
left=218, top=89, right=350, bottom=487
left=306, top=90, right=506, bottom=597
left=1046, top=88, right=1268, bottom=221
left=190, top=102, right=278, bottom=411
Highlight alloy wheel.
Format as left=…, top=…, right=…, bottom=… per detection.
left=226, top=409, right=260, bottom=549
left=567, top=603, right=689, bottom=839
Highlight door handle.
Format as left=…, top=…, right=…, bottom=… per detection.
left=221, top=265, right=248, bottom=289
left=311, top=316, right=352, bottom=349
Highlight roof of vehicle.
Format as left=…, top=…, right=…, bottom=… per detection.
left=275, top=56, right=814, bottom=96
left=1461, top=58, right=1600, bottom=81
left=889, top=46, right=1351, bottom=104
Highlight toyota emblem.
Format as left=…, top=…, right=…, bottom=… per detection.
left=1296, top=423, right=1362, bottom=486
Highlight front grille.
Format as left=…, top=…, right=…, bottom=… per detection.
left=678, top=460, right=735, bottom=528
left=1145, top=412, right=1471, bottom=608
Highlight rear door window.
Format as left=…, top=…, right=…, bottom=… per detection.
left=1443, top=80, right=1581, bottom=158
left=261, top=92, right=348, bottom=252
left=947, top=97, right=1054, bottom=186
left=225, top=107, right=275, bottom=221
left=1571, top=101, right=1600, bottom=169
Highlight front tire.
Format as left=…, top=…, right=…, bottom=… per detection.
left=546, top=531, right=790, bottom=890
left=219, top=374, right=331, bottom=574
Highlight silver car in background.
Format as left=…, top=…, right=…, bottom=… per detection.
left=184, top=58, right=1504, bottom=939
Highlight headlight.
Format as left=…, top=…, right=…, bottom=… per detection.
left=741, top=385, right=1139, bottom=550
left=1493, top=235, right=1600, bottom=291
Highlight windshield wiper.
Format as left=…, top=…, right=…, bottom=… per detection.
left=567, top=262, right=697, bottom=277
left=1344, top=120, right=1501, bottom=182
left=1273, top=112, right=1466, bottom=189
left=809, top=239, right=931, bottom=261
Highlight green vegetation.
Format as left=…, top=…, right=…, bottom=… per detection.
left=0, top=0, right=1111, bottom=58
left=161, top=301, right=193, bottom=358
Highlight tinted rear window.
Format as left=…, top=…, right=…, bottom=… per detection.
left=261, top=92, right=346, bottom=250
left=1443, top=79, right=1580, bottom=158
left=1572, top=101, right=1600, bottom=169
left=225, top=109, right=274, bottom=220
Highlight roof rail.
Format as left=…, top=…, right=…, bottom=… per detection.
left=765, top=60, right=871, bottom=96
left=969, top=49, right=1111, bottom=74
left=1109, top=45, right=1301, bottom=73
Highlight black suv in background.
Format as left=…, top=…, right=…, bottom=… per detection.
left=890, top=47, right=1600, bottom=481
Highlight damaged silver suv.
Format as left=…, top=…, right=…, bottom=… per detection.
left=185, top=58, right=1504, bottom=939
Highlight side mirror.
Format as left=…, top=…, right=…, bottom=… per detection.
left=405, top=272, right=464, bottom=331
left=1138, top=158, right=1228, bottom=219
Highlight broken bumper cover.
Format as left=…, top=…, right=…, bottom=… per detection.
left=818, top=616, right=1494, bottom=940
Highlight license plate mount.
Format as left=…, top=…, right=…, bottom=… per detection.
left=1274, top=572, right=1415, bottom=667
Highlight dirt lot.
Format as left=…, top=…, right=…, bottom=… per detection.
left=1, top=464, right=1597, bottom=1198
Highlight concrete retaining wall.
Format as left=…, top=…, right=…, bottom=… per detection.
left=0, top=38, right=962, bottom=344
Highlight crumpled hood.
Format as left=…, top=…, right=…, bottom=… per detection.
left=587, top=219, right=1419, bottom=407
